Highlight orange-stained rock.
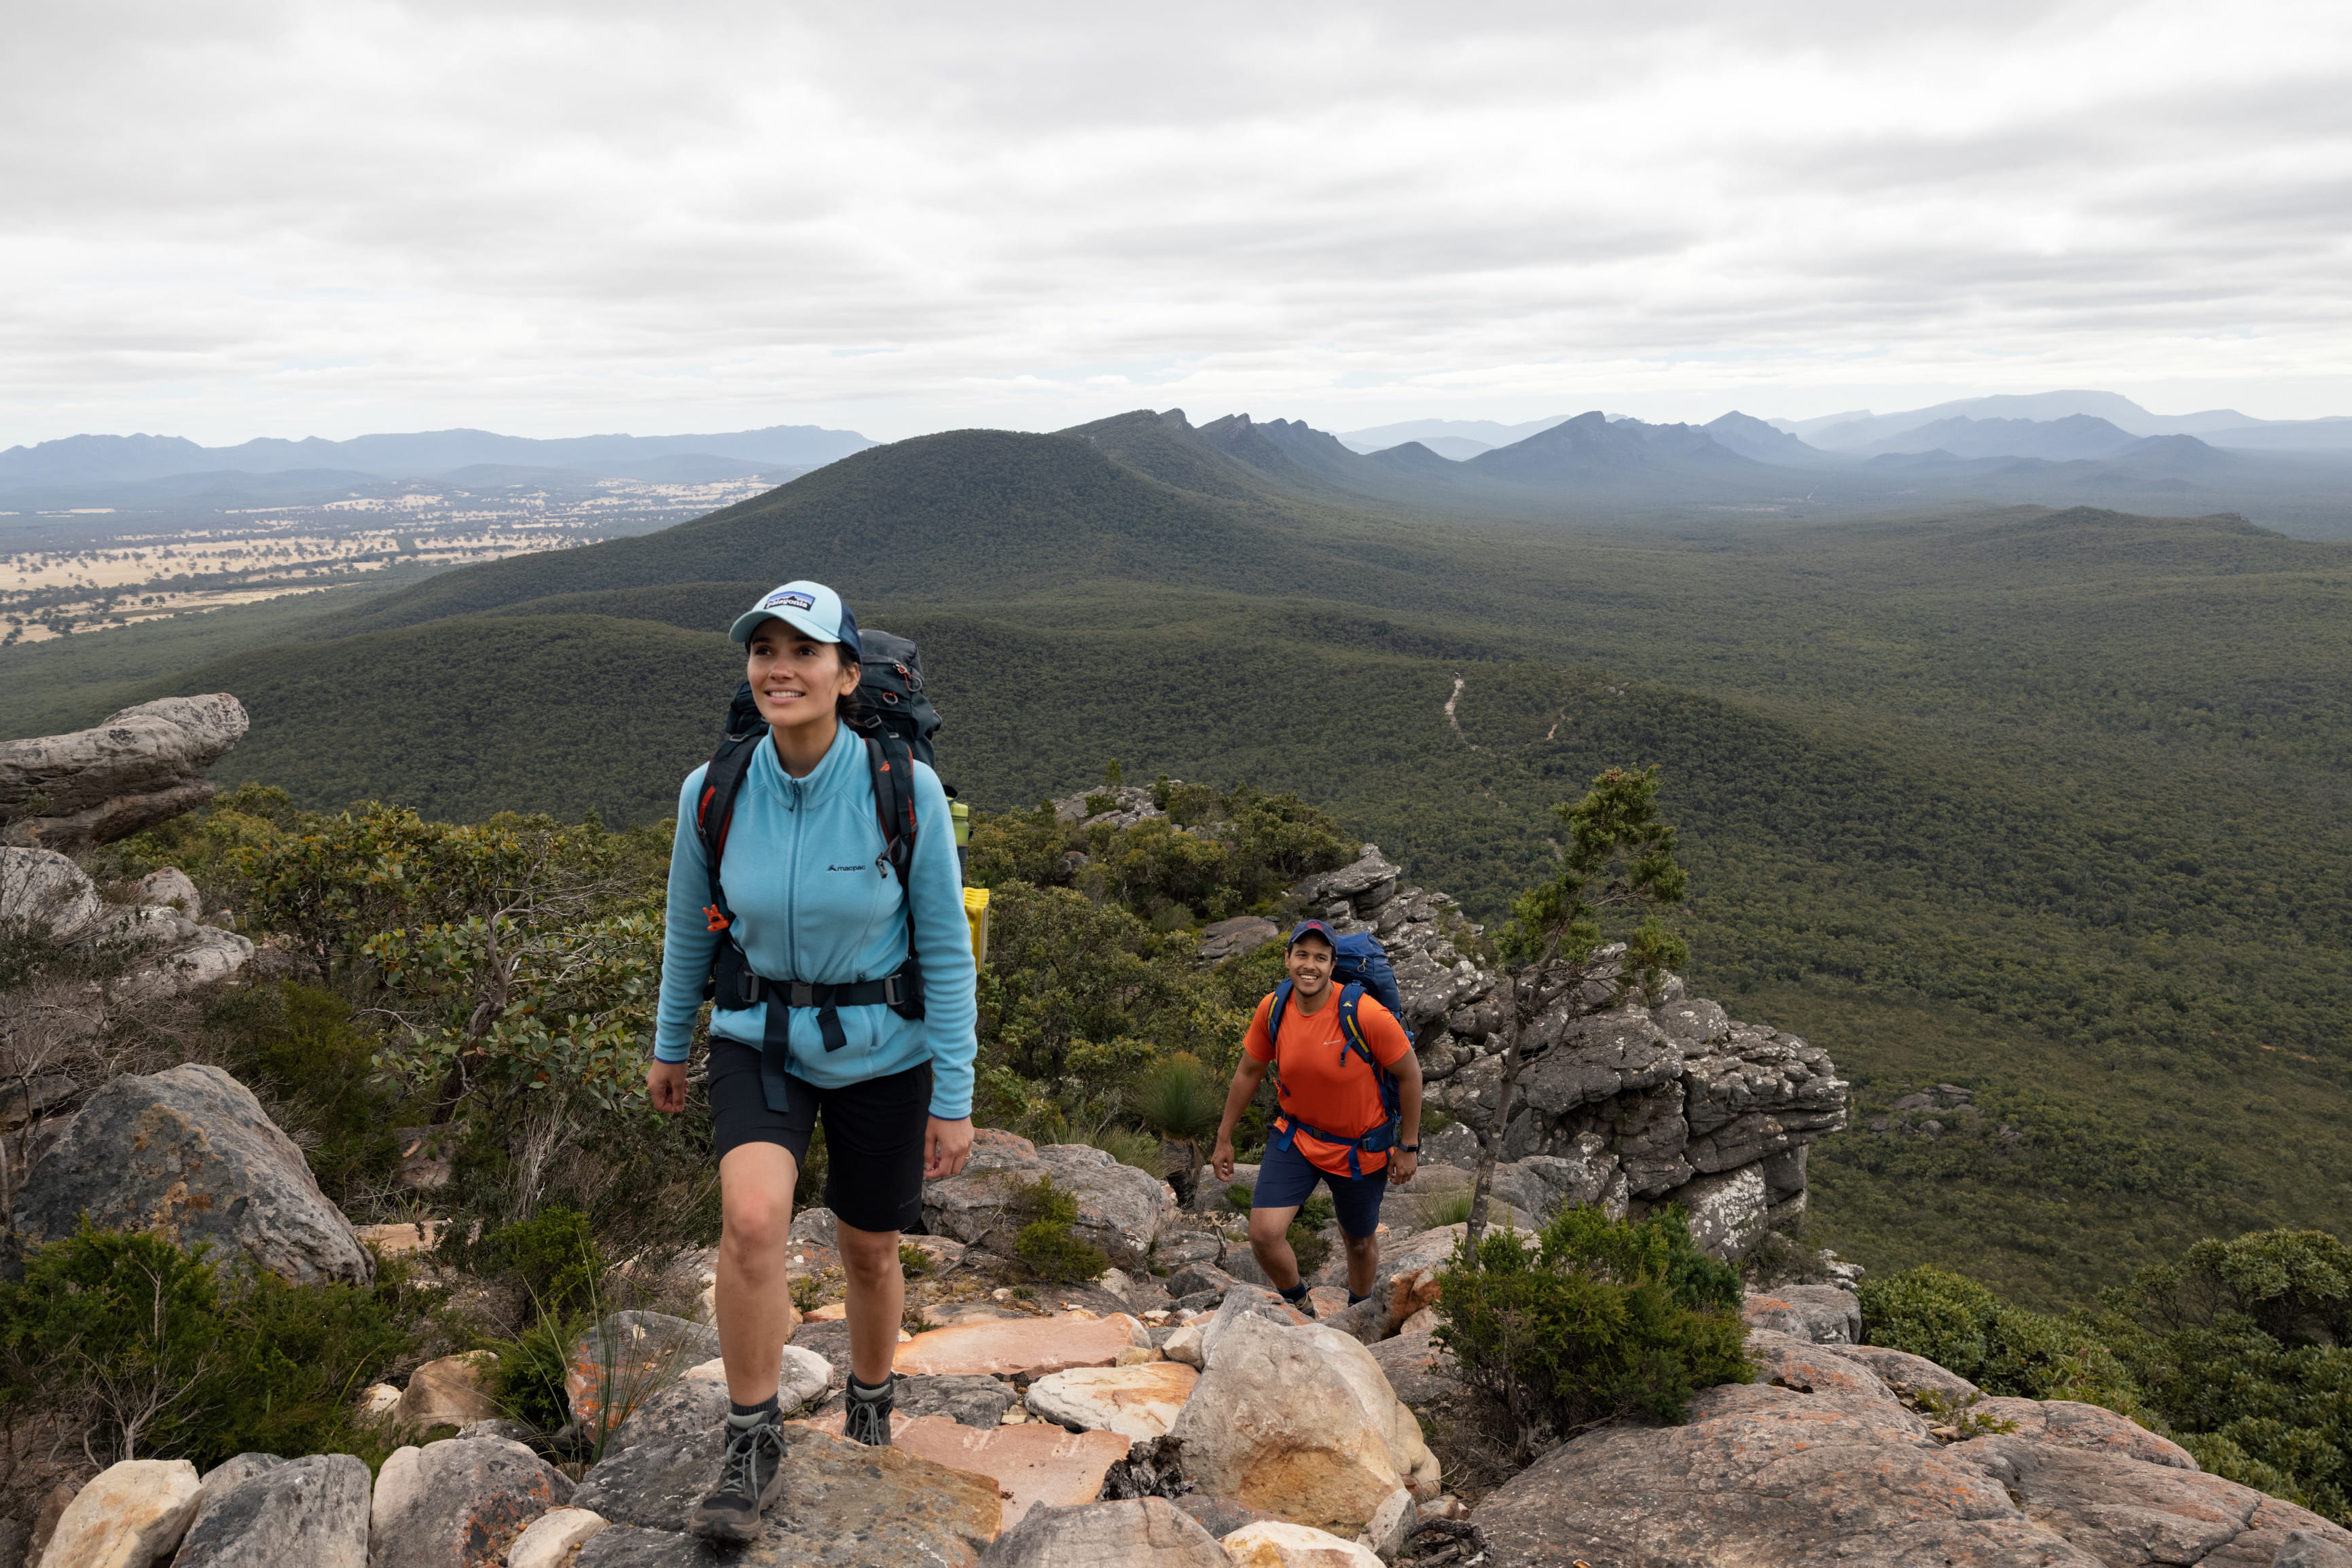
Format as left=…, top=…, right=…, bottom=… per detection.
left=563, top=1312, right=718, bottom=1441
left=894, top=1415, right=1131, bottom=1527
left=895, top=1312, right=1142, bottom=1376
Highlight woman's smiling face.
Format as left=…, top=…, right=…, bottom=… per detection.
left=745, top=620, right=860, bottom=732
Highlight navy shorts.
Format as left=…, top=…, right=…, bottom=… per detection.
left=1252, top=1134, right=1389, bottom=1239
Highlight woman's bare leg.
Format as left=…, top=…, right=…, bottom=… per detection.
left=715, top=1142, right=799, bottom=1406
left=836, top=1221, right=905, bottom=1386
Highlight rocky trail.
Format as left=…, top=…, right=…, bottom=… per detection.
left=10, top=715, right=2352, bottom=1565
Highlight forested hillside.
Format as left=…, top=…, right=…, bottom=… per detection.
left=6, top=407, right=2350, bottom=1307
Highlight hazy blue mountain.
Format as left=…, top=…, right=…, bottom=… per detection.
left=2201, top=419, right=2352, bottom=452
left=1335, top=414, right=1572, bottom=453
left=1702, top=412, right=1839, bottom=467
left=0, top=423, right=875, bottom=486
left=1467, top=411, right=1756, bottom=484
left=1846, top=414, right=2143, bottom=462
left=1800, top=393, right=2271, bottom=449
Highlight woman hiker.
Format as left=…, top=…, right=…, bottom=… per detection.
left=645, top=580, right=977, bottom=1544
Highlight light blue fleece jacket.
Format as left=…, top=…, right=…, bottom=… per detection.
left=652, top=722, right=978, bottom=1120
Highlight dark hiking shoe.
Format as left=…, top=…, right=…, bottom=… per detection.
left=686, top=1414, right=787, bottom=1543
left=844, top=1374, right=896, bottom=1446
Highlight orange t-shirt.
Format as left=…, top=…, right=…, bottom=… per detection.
left=1244, top=985, right=1412, bottom=1176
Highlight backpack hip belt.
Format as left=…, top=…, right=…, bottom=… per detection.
left=710, top=938, right=922, bottom=1054
left=1271, top=1110, right=1399, bottom=1179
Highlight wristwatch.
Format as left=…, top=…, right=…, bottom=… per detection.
left=1399, top=1144, right=1420, bottom=1154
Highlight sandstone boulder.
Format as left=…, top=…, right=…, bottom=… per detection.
left=1741, top=1283, right=1862, bottom=1344
left=14, top=1063, right=371, bottom=1285
left=0, top=694, right=248, bottom=850
left=168, top=1453, right=370, bottom=1568
left=1679, top=1023, right=1851, bottom=1173
left=394, top=1351, right=500, bottom=1432
left=109, top=905, right=253, bottom=1001
left=883, top=1416, right=1131, bottom=1527
left=571, top=1421, right=999, bottom=1564
left=33, top=1459, right=200, bottom=1568
left=1220, top=1520, right=1381, bottom=1568
left=132, top=867, right=202, bottom=917
left=897, top=1371, right=1021, bottom=1428
left=922, top=1131, right=1173, bottom=1268
left=1823, top=1342, right=1985, bottom=1406
left=1199, top=915, right=1280, bottom=962
left=505, top=1508, right=611, bottom=1568
left=368, top=1438, right=573, bottom=1568
left=978, top=1496, right=1231, bottom=1567
left=0, top=847, right=101, bottom=939
left=1964, top=1397, right=2199, bottom=1470
left=1025, top=1362, right=1199, bottom=1446
left=1170, top=1314, right=1437, bottom=1536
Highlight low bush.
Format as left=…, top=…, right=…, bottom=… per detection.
left=1860, top=1264, right=2140, bottom=1411
left=1435, top=1205, right=1750, bottom=1456
left=205, top=982, right=416, bottom=1201
left=446, top=1206, right=607, bottom=1317
left=1012, top=1177, right=1108, bottom=1283
left=0, top=1226, right=439, bottom=1470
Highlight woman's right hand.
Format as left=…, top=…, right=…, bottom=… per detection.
left=646, top=1059, right=688, bottom=1113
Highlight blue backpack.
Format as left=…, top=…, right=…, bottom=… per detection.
left=1265, top=933, right=1405, bottom=1178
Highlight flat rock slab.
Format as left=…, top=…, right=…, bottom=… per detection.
left=899, top=1373, right=1022, bottom=1428
left=172, top=1453, right=370, bottom=1568
left=897, top=1313, right=1142, bottom=1377
left=1024, top=1362, right=1199, bottom=1446
left=572, top=1423, right=1000, bottom=1567
left=14, top=1062, right=372, bottom=1285
left=891, top=1415, right=1132, bottom=1528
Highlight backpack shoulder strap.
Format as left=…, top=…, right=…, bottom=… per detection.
left=1266, top=979, right=1296, bottom=1049
left=695, top=729, right=764, bottom=933
left=1336, top=983, right=1402, bottom=1117
left=862, top=731, right=919, bottom=881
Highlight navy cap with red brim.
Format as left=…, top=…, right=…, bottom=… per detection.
left=1287, top=919, right=1338, bottom=949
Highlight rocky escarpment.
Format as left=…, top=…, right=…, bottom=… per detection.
left=1061, top=784, right=1851, bottom=1260
left=0, top=693, right=249, bottom=851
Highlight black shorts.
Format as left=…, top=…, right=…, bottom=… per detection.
left=706, top=1034, right=932, bottom=1235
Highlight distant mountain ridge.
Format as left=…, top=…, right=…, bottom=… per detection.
left=1777, top=391, right=2352, bottom=451
left=0, top=423, right=876, bottom=487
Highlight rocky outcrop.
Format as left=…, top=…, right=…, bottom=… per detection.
left=0, top=847, right=253, bottom=1000
left=1248, top=841, right=1847, bottom=1260
left=12, top=1063, right=372, bottom=1285
left=978, top=1496, right=1231, bottom=1567
left=0, top=694, right=249, bottom=851
left=1470, top=1326, right=2352, bottom=1567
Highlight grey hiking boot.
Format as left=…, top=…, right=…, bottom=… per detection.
left=844, top=1373, right=895, bottom=1446
left=685, top=1413, right=787, bottom=1543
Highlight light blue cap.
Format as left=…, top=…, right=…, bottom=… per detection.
left=729, top=580, right=862, bottom=655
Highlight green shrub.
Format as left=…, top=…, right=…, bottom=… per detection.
left=452, top=1206, right=606, bottom=1315
left=1288, top=1219, right=1331, bottom=1279
left=206, top=982, right=415, bottom=1199
left=1860, top=1264, right=2140, bottom=1411
left=899, top=1244, right=935, bottom=1280
left=1435, top=1205, right=1750, bottom=1452
left=0, top=1226, right=435, bottom=1469
left=488, top=1309, right=583, bottom=1434
left=1012, top=1178, right=1109, bottom=1283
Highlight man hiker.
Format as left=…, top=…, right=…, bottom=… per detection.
left=1210, top=919, right=1422, bottom=1313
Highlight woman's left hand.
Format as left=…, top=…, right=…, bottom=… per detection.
left=925, top=1116, right=975, bottom=1179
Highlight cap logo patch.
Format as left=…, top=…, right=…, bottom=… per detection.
left=763, top=589, right=816, bottom=611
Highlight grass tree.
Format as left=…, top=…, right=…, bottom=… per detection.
left=1464, top=766, right=1688, bottom=1251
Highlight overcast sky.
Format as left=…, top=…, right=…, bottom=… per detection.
left=5, top=0, right=2349, bottom=445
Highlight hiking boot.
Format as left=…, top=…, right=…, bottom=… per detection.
left=844, top=1373, right=895, bottom=1446
left=686, top=1412, right=787, bottom=1543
